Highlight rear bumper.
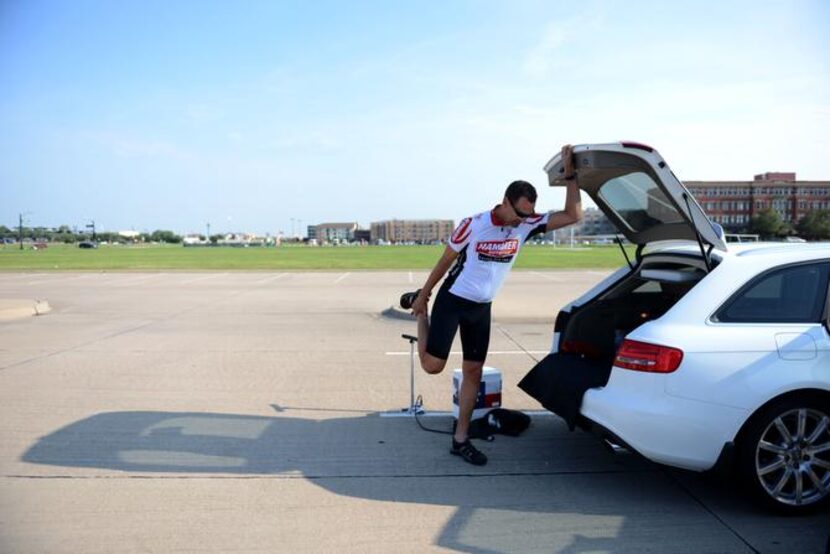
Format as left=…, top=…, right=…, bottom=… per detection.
left=579, top=414, right=736, bottom=475
left=580, top=370, right=749, bottom=471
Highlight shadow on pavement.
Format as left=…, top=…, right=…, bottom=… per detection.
left=21, top=410, right=829, bottom=553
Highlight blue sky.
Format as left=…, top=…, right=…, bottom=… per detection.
left=2, top=0, right=828, bottom=236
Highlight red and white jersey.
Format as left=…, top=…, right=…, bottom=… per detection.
left=444, top=208, right=550, bottom=303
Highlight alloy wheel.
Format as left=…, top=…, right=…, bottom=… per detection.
left=755, top=408, right=830, bottom=506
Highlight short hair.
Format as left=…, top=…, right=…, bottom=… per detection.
left=505, top=180, right=537, bottom=204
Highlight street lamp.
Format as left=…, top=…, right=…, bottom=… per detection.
left=86, top=220, right=97, bottom=242
left=18, top=212, right=31, bottom=250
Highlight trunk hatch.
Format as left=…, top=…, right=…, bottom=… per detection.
left=544, top=142, right=727, bottom=251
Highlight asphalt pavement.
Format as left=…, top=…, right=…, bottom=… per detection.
left=0, top=270, right=827, bottom=553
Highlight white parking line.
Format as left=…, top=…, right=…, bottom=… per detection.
left=408, top=271, right=413, bottom=283
left=24, top=274, right=52, bottom=285
left=255, top=273, right=287, bottom=285
left=530, top=271, right=563, bottom=282
left=385, top=350, right=548, bottom=356
left=334, top=272, right=351, bottom=284
left=179, top=273, right=226, bottom=285
left=26, top=277, right=61, bottom=286
left=28, top=273, right=98, bottom=286
left=379, top=410, right=556, bottom=418
left=110, top=273, right=167, bottom=286
left=64, top=274, right=95, bottom=282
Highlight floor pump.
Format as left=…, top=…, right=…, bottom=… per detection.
left=399, top=333, right=424, bottom=415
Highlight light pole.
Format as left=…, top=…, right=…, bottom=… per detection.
left=86, top=220, right=97, bottom=242
left=18, top=212, right=32, bottom=250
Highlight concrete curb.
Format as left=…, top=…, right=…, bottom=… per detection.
left=0, top=299, right=51, bottom=321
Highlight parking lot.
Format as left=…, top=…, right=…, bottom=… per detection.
left=0, top=271, right=827, bottom=553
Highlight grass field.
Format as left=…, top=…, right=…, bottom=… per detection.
left=0, top=243, right=635, bottom=270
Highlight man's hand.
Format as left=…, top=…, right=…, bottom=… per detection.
left=411, top=290, right=431, bottom=317
left=562, top=144, right=575, bottom=178
left=413, top=246, right=457, bottom=317
left=545, top=143, right=583, bottom=232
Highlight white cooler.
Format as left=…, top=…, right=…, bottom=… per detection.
left=452, top=367, right=502, bottom=420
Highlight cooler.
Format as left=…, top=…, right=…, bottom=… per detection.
left=452, top=367, right=502, bottom=420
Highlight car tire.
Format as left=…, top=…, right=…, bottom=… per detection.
left=737, top=393, right=830, bottom=515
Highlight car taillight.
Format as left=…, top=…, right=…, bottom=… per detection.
left=614, top=339, right=683, bottom=373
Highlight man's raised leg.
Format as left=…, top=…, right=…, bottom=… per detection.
left=416, top=311, right=446, bottom=375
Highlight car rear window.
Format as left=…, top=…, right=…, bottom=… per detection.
left=597, top=171, right=685, bottom=232
left=716, top=262, right=830, bottom=323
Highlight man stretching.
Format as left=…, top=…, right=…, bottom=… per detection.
left=400, top=144, right=582, bottom=465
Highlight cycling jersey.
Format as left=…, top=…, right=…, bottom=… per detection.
left=443, top=208, right=550, bottom=303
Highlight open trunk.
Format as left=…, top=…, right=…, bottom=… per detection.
left=519, top=255, right=709, bottom=429
left=520, top=142, right=728, bottom=429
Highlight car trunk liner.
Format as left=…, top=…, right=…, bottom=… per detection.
left=518, top=353, right=612, bottom=430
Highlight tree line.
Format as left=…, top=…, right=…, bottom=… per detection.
left=3, top=209, right=829, bottom=246
left=0, top=225, right=187, bottom=244
left=746, top=208, right=830, bottom=240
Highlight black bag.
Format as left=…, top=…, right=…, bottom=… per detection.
left=466, top=408, right=531, bottom=439
left=486, top=408, right=531, bottom=436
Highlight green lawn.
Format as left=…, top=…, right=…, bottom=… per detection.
left=0, top=243, right=634, bottom=270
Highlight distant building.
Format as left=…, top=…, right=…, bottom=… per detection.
left=370, top=219, right=454, bottom=244
left=182, top=235, right=205, bottom=245
left=569, top=207, right=616, bottom=236
left=306, top=225, right=317, bottom=241
left=118, top=230, right=141, bottom=240
left=217, top=233, right=263, bottom=246
left=686, top=172, right=830, bottom=231
left=527, top=208, right=615, bottom=243
left=314, top=222, right=359, bottom=243
left=354, top=229, right=371, bottom=243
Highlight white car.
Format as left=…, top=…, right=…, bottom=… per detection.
left=519, top=142, right=830, bottom=514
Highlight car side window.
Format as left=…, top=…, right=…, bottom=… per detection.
left=716, top=262, right=830, bottom=323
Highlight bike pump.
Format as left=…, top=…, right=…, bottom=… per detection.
left=400, top=334, right=424, bottom=415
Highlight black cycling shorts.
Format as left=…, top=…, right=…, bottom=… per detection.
left=426, top=286, right=491, bottom=362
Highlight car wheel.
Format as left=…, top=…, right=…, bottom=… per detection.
left=737, top=394, right=830, bottom=514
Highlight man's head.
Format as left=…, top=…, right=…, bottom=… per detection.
left=502, top=180, right=537, bottom=224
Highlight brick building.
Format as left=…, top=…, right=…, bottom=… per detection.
left=568, top=207, right=616, bottom=236
left=370, top=219, right=454, bottom=244
left=686, top=172, right=830, bottom=231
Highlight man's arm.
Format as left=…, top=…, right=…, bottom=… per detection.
left=545, top=144, right=583, bottom=232
left=545, top=178, right=583, bottom=231
left=411, top=246, right=459, bottom=316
